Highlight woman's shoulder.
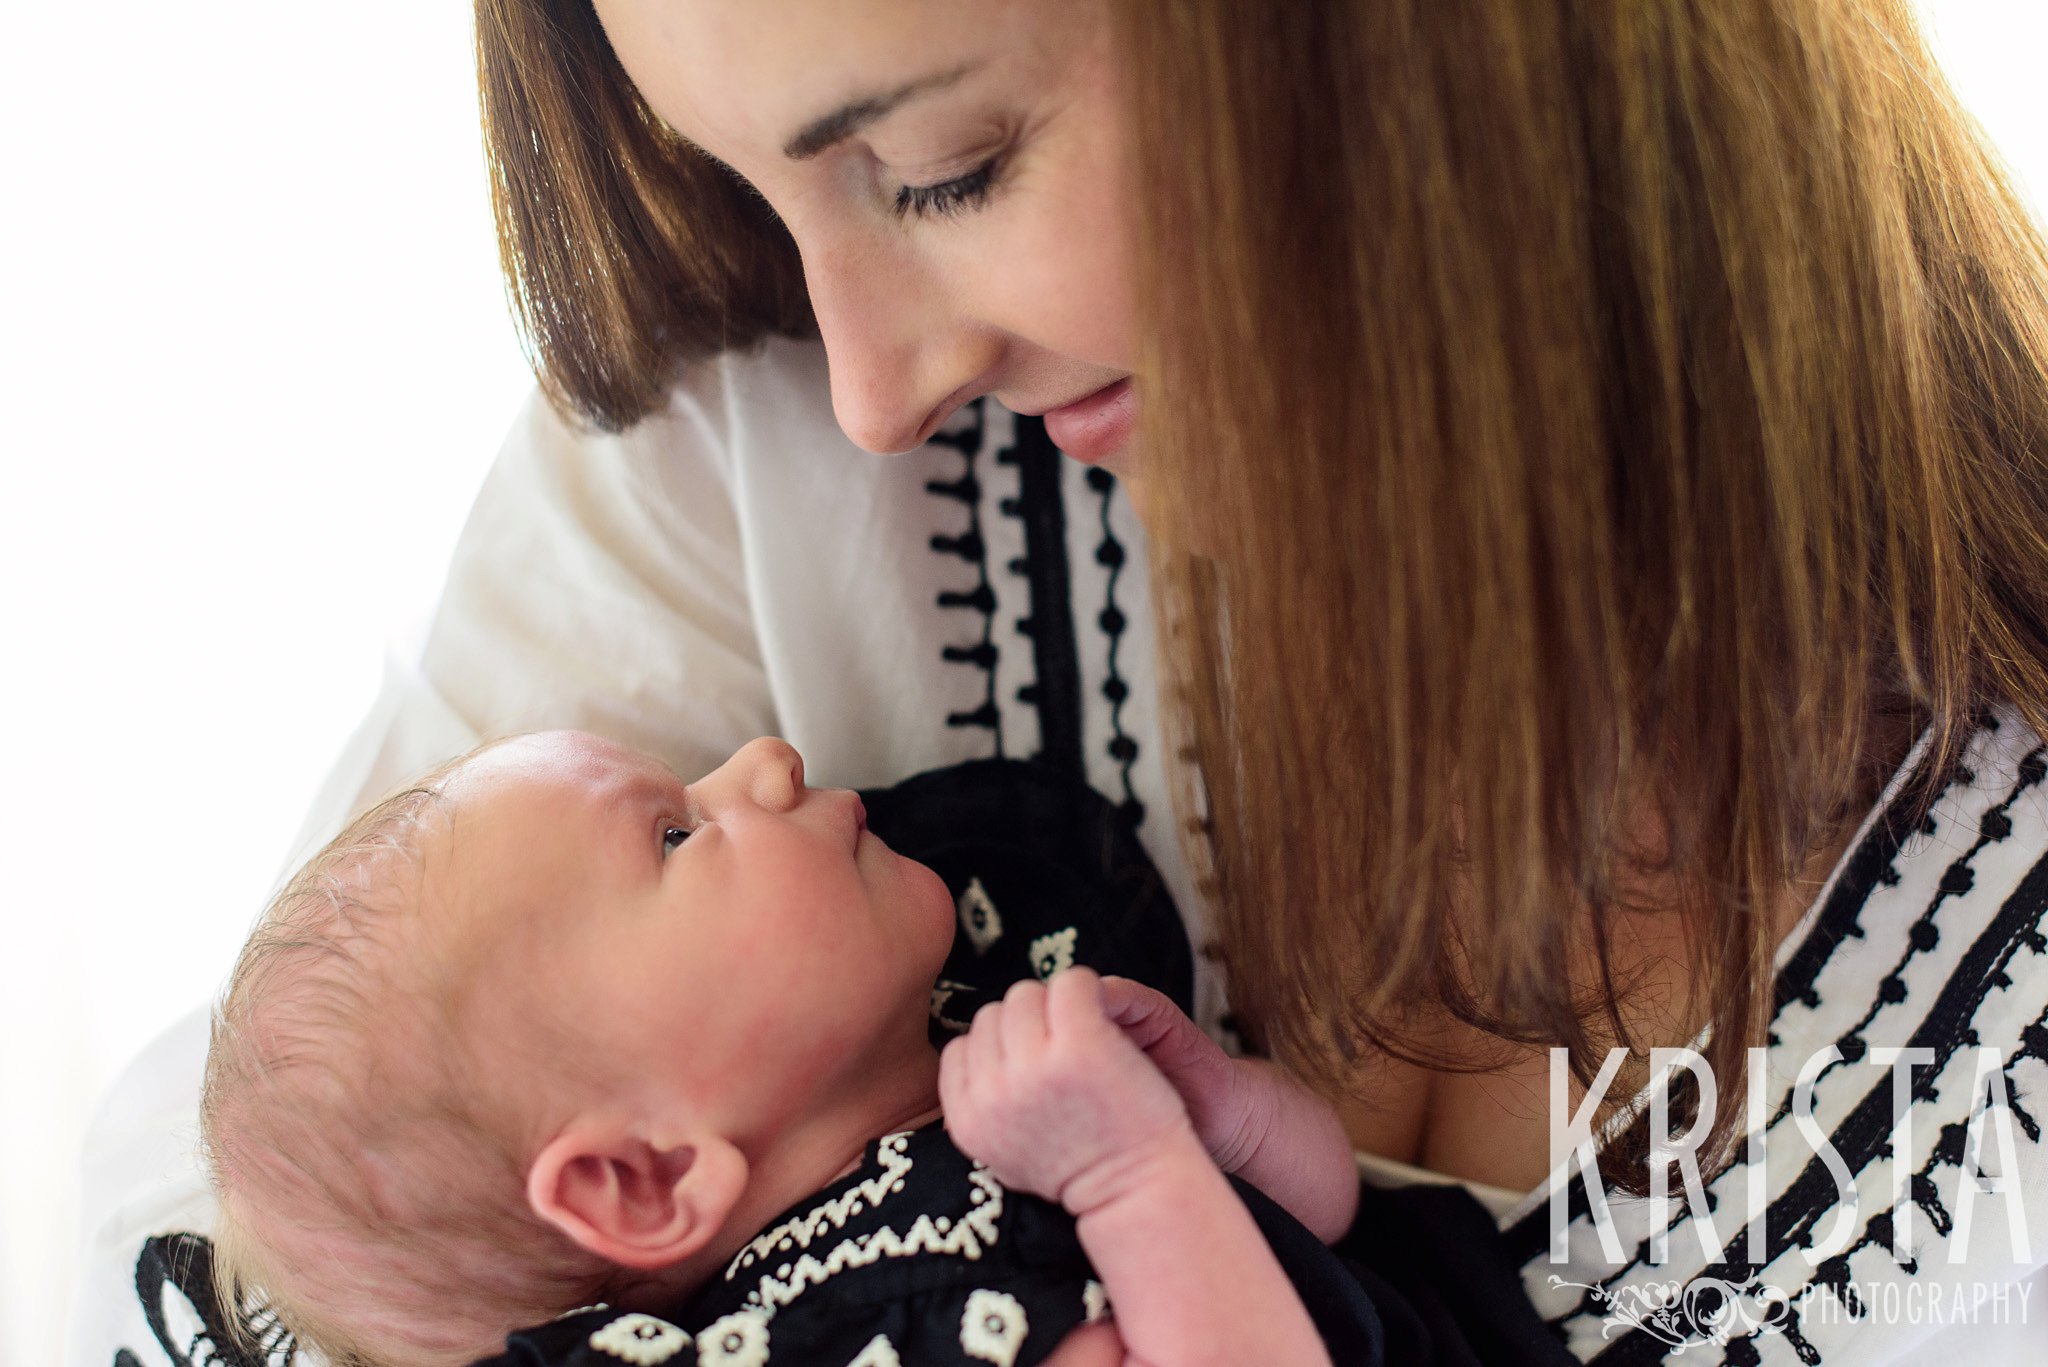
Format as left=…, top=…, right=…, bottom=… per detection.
left=1776, top=703, right=2048, bottom=1008
left=1526, top=704, right=2048, bottom=1362
left=493, top=337, right=840, bottom=487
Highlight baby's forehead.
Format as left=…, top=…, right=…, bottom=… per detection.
left=405, top=732, right=697, bottom=944
left=413, top=743, right=650, bottom=931
left=447, top=730, right=671, bottom=804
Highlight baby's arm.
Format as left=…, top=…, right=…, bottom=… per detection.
left=1099, top=978, right=1361, bottom=1244
left=941, top=970, right=1333, bottom=1367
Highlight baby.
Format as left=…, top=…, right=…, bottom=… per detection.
left=202, top=732, right=1364, bottom=1367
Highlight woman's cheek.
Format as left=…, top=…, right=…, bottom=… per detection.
left=1014, top=196, right=1135, bottom=372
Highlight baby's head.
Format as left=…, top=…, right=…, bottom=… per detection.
left=201, top=732, right=954, bottom=1366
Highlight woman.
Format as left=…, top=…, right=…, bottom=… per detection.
left=479, top=0, right=2048, bottom=1359
left=74, top=1, right=2048, bottom=1364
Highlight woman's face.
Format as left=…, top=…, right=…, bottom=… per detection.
left=592, top=0, right=1139, bottom=475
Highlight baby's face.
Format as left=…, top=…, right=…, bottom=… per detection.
left=433, top=732, right=956, bottom=1135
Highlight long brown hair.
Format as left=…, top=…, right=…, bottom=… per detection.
left=1123, top=0, right=2048, bottom=1176
left=475, top=0, right=814, bottom=432
left=475, top=0, right=2048, bottom=1177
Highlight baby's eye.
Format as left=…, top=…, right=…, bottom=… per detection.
left=662, top=825, right=692, bottom=855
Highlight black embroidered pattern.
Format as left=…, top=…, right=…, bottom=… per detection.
left=1792, top=743, right=2044, bottom=1095
left=927, top=400, right=1004, bottom=752
left=1505, top=717, right=2048, bottom=1366
left=1770, top=783, right=1927, bottom=1040
left=1086, top=465, right=1143, bottom=830
left=1000, top=414, right=1085, bottom=783
left=118, top=1232, right=294, bottom=1367
left=483, top=1126, right=1100, bottom=1367
left=1586, top=863, right=2048, bottom=1366
left=855, top=757, right=1197, bottom=1042
left=1502, top=727, right=1977, bottom=1274
left=930, top=406, right=1137, bottom=806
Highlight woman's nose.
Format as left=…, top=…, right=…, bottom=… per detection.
left=696, top=737, right=806, bottom=815
left=799, top=235, right=998, bottom=455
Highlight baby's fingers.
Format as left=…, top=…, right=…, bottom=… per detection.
left=1101, top=975, right=1226, bottom=1074
left=1099, top=975, right=1188, bottom=1051
left=938, top=1036, right=983, bottom=1144
left=938, top=1033, right=971, bottom=1108
left=998, top=978, right=1050, bottom=1063
left=941, top=1052, right=1005, bottom=1172
left=966, top=998, right=1007, bottom=1071
left=1044, top=966, right=1114, bottom=1043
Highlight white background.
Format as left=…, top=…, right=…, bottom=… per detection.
left=0, top=5, right=2042, bottom=1367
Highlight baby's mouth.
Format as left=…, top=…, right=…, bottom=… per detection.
left=846, top=792, right=869, bottom=854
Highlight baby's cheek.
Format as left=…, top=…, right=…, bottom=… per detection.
left=725, top=1004, right=867, bottom=1114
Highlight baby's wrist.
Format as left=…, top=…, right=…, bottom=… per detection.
left=1200, top=1058, right=1281, bottom=1175
left=1059, top=1120, right=1213, bottom=1221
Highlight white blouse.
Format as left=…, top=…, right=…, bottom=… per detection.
left=67, top=338, right=2048, bottom=1366
left=67, top=337, right=1208, bottom=1367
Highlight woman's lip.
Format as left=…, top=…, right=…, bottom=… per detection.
left=1041, top=377, right=1134, bottom=466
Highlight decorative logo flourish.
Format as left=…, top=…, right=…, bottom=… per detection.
left=1547, top=1274, right=1793, bottom=1353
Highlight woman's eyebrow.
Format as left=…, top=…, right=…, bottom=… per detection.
left=782, top=61, right=982, bottom=160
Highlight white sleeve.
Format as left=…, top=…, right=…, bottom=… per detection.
left=69, top=366, right=782, bottom=1367
left=276, top=363, right=778, bottom=870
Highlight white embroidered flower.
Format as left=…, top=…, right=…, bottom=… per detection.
left=1028, top=927, right=1078, bottom=980
left=930, top=978, right=972, bottom=1033
left=846, top=1333, right=903, bottom=1367
left=696, top=1310, right=770, bottom=1367
left=958, top=878, right=1004, bottom=953
left=588, top=1313, right=689, bottom=1366
left=959, top=1288, right=1028, bottom=1365
left=1082, top=1279, right=1112, bottom=1323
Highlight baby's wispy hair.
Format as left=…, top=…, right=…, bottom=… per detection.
left=200, top=744, right=612, bottom=1367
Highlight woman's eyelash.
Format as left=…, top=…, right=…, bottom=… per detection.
left=894, top=157, right=1003, bottom=221
left=662, top=825, right=691, bottom=855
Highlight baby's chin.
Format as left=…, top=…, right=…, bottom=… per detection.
left=896, top=854, right=958, bottom=963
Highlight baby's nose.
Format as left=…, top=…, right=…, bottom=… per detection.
left=731, top=736, right=805, bottom=812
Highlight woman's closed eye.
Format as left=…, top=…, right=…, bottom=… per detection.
left=894, top=156, right=1003, bottom=220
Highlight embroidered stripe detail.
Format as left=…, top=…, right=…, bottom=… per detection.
left=1583, top=846, right=2048, bottom=1365
left=927, top=405, right=1004, bottom=753
left=1086, top=465, right=1143, bottom=830
left=999, top=415, right=1084, bottom=781
left=1504, top=721, right=2008, bottom=1279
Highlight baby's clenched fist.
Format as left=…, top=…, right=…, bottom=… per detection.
left=939, top=968, right=1202, bottom=1218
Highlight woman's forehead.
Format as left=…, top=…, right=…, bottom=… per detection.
left=589, top=0, right=1059, bottom=166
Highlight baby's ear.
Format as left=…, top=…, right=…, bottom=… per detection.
left=526, top=1121, right=748, bottom=1270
